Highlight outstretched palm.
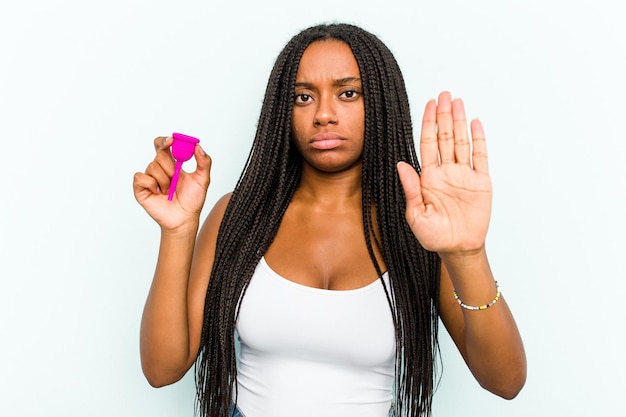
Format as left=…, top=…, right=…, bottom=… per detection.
left=398, top=92, right=492, bottom=254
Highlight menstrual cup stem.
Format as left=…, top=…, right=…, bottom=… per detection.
left=168, top=161, right=183, bottom=201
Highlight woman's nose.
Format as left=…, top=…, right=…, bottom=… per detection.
left=314, top=95, right=337, bottom=126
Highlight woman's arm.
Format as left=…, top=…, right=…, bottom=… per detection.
left=133, top=135, right=229, bottom=387
left=397, top=92, right=526, bottom=398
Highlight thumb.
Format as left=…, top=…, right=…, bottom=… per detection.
left=397, top=161, right=423, bottom=205
left=193, top=144, right=212, bottom=186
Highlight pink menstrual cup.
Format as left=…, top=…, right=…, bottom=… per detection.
left=168, top=132, right=200, bottom=201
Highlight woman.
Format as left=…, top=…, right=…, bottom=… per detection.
left=133, top=23, right=526, bottom=417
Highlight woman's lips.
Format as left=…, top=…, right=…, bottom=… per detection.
left=310, top=133, right=343, bottom=150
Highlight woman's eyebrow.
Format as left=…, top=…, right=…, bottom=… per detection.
left=294, top=81, right=313, bottom=88
left=334, top=77, right=362, bottom=85
left=294, top=77, right=362, bottom=88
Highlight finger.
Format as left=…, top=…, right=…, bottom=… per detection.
left=153, top=148, right=176, bottom=177
left=145, top=160, right=172, bottom=195
left=153, top=136, right=176, bottom=164
left=133, top=171, right=160, bottom=196
left=420, top=99, right=439, bottom=168
left=397, top=161, right=424, bottom=208
left=150, top=136, right=176, bottom=178
left=153, top=136, right=172, bottom=152
left=470, top=118, right=489, bottom=174
left=452, top=98, right=471, bottom=166
left=436, top=91, right=455, bottom=164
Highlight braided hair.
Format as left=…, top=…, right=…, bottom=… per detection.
left=196, top=23, right=441, bottom=417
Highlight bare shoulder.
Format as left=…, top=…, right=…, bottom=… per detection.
left=192, top=192, right=232, bottom=269
left=202, top=193, right=232, bottom=234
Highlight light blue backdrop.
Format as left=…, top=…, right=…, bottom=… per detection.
left=1, top=0, right=624, bottom=416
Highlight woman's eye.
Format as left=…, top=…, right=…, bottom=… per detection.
left=295, top=94, right=311, bottom=104
left=341, top=90, right=360, bottom=99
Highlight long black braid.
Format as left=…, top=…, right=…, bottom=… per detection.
left=196, top=23, right=441, bottom=417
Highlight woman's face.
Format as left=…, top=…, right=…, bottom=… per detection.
left=291, top=40, right=365, bottom=173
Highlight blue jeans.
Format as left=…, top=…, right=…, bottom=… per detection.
left=228, top=404, right=244, bottom=417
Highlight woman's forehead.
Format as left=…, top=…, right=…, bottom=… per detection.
left=296, top=40, right=360, bottom=83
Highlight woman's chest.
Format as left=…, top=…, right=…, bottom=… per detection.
left=264, top=204, right=386, bottom=290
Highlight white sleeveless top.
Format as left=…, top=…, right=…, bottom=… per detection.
left=235, top=257, right=396, bottom=417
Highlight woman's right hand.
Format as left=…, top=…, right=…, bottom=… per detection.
left=133, top=136, right=212, bottom=232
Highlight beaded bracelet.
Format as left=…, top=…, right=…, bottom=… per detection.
left=453, top=281, right=500, bottom=311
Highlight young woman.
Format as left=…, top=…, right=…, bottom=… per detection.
left=133, top=23, right=526, bottom=417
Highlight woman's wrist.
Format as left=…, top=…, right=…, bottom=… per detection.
left=439, top=245, right=487, bottom=268
left=160, top=220, right=200, bottom=240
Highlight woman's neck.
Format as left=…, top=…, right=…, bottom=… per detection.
left=294, top=162, right=363, bottom=211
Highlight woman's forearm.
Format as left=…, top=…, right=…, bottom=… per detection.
left=440, top=249, right=527, bottom=399
left=140, top=222, right=199, bottom=387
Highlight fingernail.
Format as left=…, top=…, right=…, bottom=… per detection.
left=198, top=145, right=206, bottom=156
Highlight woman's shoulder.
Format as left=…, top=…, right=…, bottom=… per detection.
left=213, top=192, right=233, bottom=213
left=195, top=192, right=233, bottom=244
left=207, top=192, right=233, bottom=221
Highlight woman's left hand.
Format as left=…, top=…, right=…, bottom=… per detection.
left=397, top=91, right=492, bottom=254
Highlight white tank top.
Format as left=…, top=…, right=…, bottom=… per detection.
left=235, top=257, right=396, bottom=417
